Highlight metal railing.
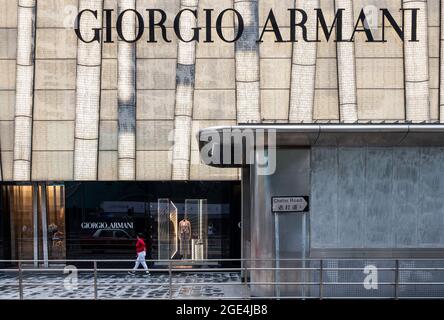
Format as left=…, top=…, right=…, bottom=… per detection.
left=1, top=258, right=444, bottom=299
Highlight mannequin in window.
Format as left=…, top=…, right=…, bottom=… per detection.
left=179, top=215, right=191, bottom=259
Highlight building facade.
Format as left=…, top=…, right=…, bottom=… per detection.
left=1, top=0, right=444, bottom=297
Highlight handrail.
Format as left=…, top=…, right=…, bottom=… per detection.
left=1, top=258, right=444, bottom=300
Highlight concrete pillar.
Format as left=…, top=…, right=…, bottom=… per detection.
left=440, top=0, right=444, bottom=122
left=13, top=0, right=36, bottom=181
left=234, top=0, right=261, bottom=124
left=335, top=0, right=358, bottom=123
left=74, top=0, right=103, bottom=180
left=172, top=0, right=199, bottom=180
left=404, top=0, right=430, bottom=122
left=117, top=0, right=136, bottom=180
left=289, top=0, right=319, bottom=123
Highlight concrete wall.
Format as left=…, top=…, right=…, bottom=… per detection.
left=0, top=0, right=442, bottom=181
left=311, top=147, right=444, bottom=249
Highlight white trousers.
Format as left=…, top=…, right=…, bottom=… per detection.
left=133, top=251, right=148, bottom=270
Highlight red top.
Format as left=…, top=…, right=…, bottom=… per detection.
left=136, top=238, right=146, bottom=254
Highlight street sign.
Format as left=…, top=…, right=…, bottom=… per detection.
left=271, top=196, right=309, bottom=213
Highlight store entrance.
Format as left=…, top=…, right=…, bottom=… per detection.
left=1, top=184, right=66, bottom=266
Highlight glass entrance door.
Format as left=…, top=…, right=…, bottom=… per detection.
left=3, top=183, right=66, bottom=266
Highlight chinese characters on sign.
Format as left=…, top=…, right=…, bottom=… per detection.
left=271, top=197, right=309, bottom=213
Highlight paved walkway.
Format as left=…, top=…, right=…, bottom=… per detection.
left=0, top=271, right=246, bottom=299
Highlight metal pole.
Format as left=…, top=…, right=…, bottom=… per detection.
left=94, top=261, right=98, bottom=300
left=274, top=212, right=280, bottom=298
left=18, top=261, right=23, bottom=300
left=319, top=259, right=323, bottom=300
left=40, top=185, right=49, bottom=268
left=169, top=261, right=173, bottom=299
left=395, top=259, right=399, bottom=300
left=302, top=212, right=306, bottom=299
left=243, top=260, right=248, bottom=299
left=32, top=185, right=38, bottom=267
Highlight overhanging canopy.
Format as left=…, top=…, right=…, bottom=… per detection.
left=198, top=124, right=444, bottom=168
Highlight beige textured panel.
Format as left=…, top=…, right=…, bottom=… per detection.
left=428, top=0, right=440, bottom=26
left=429, top=26, right=439, bottom=58
left=136, top=120, right=174, bottom=151
left=0, top=0, right=18, bottom=28
left=430, top=57, right=439, bottom=89
left=355, top=27, right=403, bottom=58
left=335, top=0, right=358, bottom=123
left=259, top=27, right=291, bottom=58
left=404, top=0, right=430, bottom=122
left=13, top=1, right=36, bottom=181
left=136, top=151, right=172, bottom=180
left=36, top=0, right=78, bottom=28
left=0, top=60, right=16, bottom=89
left=356, top=58, right=404, bottom=89
left=35, top=60, right=77, bottom=89
left=197, top=0, right=233, bottom=27
left=317, top=37, right=337, bottom=58
left=136, top=0, right=180, bottom=27
left=316, top=59, right=338, bottom=89
left=429, top=24, right=439, bottom=119
left=136, top=59, right=177, bottom=89
left=0, top=91, right=15, bottom=120
left=31, top=151, right=73, bottom=181
left=1, top=152, right=13, bottom=180
left=193, top=90, right=236, bottom=120
left=430, top=88, right=439, bottom=121
left=318, top=0, right=337, bottom=26
left=137, top=90, right=175, bottom=120
left=358, top=89, right=405, bottom=120
left=195, top=58, right=235, bottom=89
left=101, top=90, right=118, bottom=120
left=261, top=89, right=289, bottom=121
left=36, top=29, right=77, bottom=59
left=0, top=29, right=17, bottom=58
left=289, top=0, right=319, bottom=123
left=34, top=90, right=76, bottom=120
left=260, top=59, right=291, bottom=89
left=0, top=121, right=13, bottom=151
left=190, top=150, right=239, bottom=180
left=99, top=120, right=118, bottom=150
left=102, top=30, right=117, bottom=59
left=32, top=121, right=75, bottom=151
left=258, top=0, right=294, bottom=27
left=98, top=151, right=118, bottom=180
left=196, top=28, right=235, bottom=58
left=101, top=59, right=118, bottom=90
left=136, top=28, right=177, bottom=58
left=353, top=0, right=403, bottom=26
left=314, top=89, right=340, bottom=120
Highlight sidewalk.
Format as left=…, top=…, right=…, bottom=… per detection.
left=0, top=272, right=245, bottom=300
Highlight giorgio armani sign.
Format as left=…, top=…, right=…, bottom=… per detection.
left=74, top=7, right=420, bottom=44
left=80, top=222, right=135, bottom=230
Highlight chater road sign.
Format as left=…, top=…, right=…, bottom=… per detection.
left=271, top=196, right=309, bottom=213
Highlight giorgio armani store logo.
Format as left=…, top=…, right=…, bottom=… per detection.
left=1, top=0, right=444, bottom=301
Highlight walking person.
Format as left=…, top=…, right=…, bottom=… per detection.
left=128, top=233, right=150, bottom=275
